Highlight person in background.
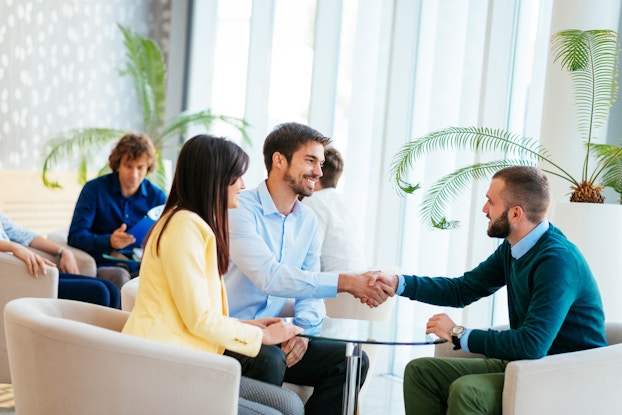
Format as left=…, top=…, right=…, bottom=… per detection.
left=68, top=132, right=167, bottom=289
left=224, top=122, right=394, bottom=415
left=301, top=146, right=366, bottom=272
left=380, top=166, right=606, bottom=415
left=122, top=135, right=305, bottom=415
left=1, top=211, right=120, bottom=308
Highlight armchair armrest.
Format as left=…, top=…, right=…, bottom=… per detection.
left=44, top=228, right=97, bottom=276
left=503, top=344, right=622, bottom=415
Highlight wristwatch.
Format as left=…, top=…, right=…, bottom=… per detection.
left=451, top=325, right=465, bottom=350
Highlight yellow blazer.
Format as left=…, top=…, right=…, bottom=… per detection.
left=122, top=209, right=262, bottom=356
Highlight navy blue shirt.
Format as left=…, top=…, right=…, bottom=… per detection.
left=68, top=172, right=166, bottom=268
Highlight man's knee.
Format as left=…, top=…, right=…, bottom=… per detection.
left=404, top=357, right=436, bottom=386
left=447, top=374, right=504, bottom=415
left=256, top=345, right=287, bottom=378
left=97, top=266, right=131, bottom=289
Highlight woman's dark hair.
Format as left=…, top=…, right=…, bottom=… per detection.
left=152, top=135, right=248, bottom=275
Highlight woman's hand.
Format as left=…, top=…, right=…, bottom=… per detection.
left=260, top=319, right=303, bottom=346
left=242, top=317, right=283, bottom=329
left=11, top=243, right=56, bottom=277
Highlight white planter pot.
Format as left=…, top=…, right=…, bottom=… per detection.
left=551, top=202, right=622, bottom=322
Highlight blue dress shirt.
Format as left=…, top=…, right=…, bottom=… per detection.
left=0, top=211, right=37, bottom=246
left=224, top=181, right=339, bottom=335
left=68, top=172, right=166, bottom=269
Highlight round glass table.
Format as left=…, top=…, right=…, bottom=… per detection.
left=292, top=317, right=446, bottom=415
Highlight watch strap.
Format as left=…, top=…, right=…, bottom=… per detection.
left=451, top=335, right=461, bottom=350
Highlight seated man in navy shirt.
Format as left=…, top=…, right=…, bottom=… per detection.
left=68, top=132, right=167, bottom=289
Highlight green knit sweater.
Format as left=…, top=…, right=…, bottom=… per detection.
left=401, top=224, right=606, bottom=361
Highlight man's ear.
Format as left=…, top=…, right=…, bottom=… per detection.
left=272, top=152, right=286, bottom=170
left=509, top=205, right=524, bottom=223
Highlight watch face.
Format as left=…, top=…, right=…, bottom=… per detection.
left=451, top=326, right=465, bottom=336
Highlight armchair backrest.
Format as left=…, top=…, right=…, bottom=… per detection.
left=4, top=297, right=241, bottom=415
left=0, top=254, right=58, bottom=384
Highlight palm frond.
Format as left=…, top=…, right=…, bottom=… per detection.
left=421, top=159, right=536, bottom=229
left=42, top=128, right=125, bottom=188
left=147, top=151, right=170, bottom=193
left=390, top=126, right=565, bottom=195
left=159, top=110, right=252, bottom=147
left=590, top=143, right=622, bottom=192
left=552, top=29, right=619, bottom=181
left=118, top=24, right=167, bottom=138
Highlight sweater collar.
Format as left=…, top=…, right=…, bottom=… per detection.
left=511, top=220, right=550, bottom=259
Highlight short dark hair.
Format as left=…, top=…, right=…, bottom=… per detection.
left=108, top=132, right=157, bottom=173
left=319, top=146, right=344, bottom=188
left=492, top=166, right=551, bottom=223
left=263, top=122, right=332, bottom=173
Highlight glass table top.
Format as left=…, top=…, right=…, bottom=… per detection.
left=291, top=317, right=447, bottom=346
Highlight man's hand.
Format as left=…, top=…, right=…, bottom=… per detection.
left=11, top=243, right=56, bottom=277
left=110, top=224, right=136, bottom=250
left=58, top=249, right=80, bottom=274
left=425, top=313, right=456, bottom=342
left=358, top=272, right=399, bottom=306
left=281, top=336, right=309, bottom=367
left=337, top=270, right=395, bottom=307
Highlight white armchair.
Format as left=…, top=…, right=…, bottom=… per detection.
left=0, top=253, right=58, bottom=384
left=4, top=297, right=242, bottom=415
left=433, top=323, right=622, bottom=415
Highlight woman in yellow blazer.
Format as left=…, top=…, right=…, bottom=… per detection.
left=123, top=135, right=303, bottom=414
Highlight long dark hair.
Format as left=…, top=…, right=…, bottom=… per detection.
left=152, top=135, right=249, bottom=275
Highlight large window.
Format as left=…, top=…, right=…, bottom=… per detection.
left=184, top=0, right=554, bottom=376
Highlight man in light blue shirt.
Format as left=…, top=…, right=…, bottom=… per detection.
left=224, top=122, right=394, bottom=415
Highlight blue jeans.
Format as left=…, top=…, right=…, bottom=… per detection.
left=58, top=272, right=121, bottom=308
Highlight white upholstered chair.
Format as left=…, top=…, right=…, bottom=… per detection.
left=0, top=254, right=58, bottom=384
left=120, top=275, right=140, bottom=311
left=433, top=323, right=622, bottom=415
left=4, top=297, right=241, bottom=415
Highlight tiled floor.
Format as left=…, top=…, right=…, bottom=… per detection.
left=360, top=372, right=405, bottom=415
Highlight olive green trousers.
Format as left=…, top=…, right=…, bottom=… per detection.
left=403, top=357, right=509, bottom=415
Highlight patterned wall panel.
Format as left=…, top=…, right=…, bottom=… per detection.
left=0, top=0, right=171, bottom=170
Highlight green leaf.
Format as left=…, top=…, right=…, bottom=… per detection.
left=118, top=24, right=167, bottom=138
left=421, top=159, right=536, bottom=229
left=160, top=111, right=253, bottom=148
left=42, top=128, right=125, bottom=188
left=552, top=29, right=619, bottom=179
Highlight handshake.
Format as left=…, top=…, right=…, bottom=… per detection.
left=337, top=270, right=399, bottom=307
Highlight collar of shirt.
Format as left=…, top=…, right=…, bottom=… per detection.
left=257, top=180, right=303, bottom=217
left=110, top=172, right=149, bottom=198
left=511, top=220, right=550, bottom=259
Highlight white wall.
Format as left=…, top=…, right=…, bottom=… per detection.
left=0, top=0, right=171, bottom=172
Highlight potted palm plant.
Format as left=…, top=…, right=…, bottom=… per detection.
left=390, top=29, right=622, bottom=230
left=41, top=24, right=250, bottom=191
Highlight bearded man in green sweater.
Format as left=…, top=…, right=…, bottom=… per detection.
left=383, top=166, right=606, bottom=415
